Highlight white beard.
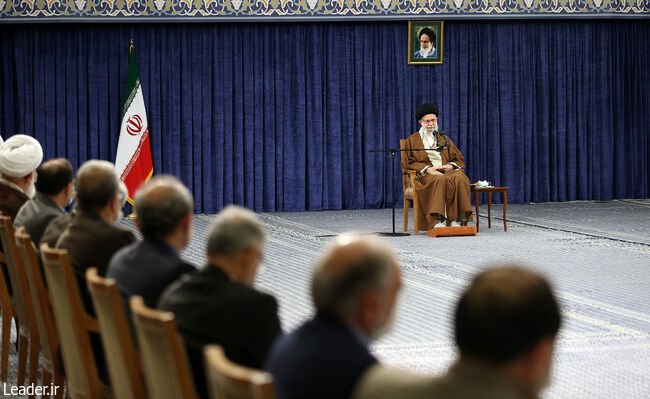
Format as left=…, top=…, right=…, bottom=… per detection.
left=420, top=45, right=434, bottom=58
left=25, top=179, right=36, bottom=198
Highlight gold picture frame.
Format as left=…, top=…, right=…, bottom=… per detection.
left=408, top=21, right=444, bottom=65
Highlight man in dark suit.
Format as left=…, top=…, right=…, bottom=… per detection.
left=15, top=158, right=75, bottom=247
left=108, top=175, right=196, bottom=308
left=55, top=160, right=136, bottom=313
left=158, top=205, right=281, bottom=399
left=265, top=234, right=403, bottom=399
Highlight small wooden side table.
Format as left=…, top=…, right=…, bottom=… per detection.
left=470, top=186, right=508, bottom=232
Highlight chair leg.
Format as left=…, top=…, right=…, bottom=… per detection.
left=413, top=198, right=419, bottom=235
left=28, top=331, right=40, bottom=398
left=0, top=314, right=11, bottom=381
left=53, top=372, right=65, bottom=399
left=17, top=330, right=28, bottom=386
left=403, top=197, right=410, bottom=232
left=42, top=368, right=54, bottom=398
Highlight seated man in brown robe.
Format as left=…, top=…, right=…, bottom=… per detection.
left=401, top=103, right=472, bottom=230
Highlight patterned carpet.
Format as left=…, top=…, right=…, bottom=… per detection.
left=1, top=200, right=649, bottom=398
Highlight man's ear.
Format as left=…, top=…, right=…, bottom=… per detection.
left=181, top=213, right=192, bottom=232
left=524, top=336, right=555, bottom=383
left=359, top=290, right=381, bottom=328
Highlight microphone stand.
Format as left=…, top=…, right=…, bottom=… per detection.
left=369, top=147, right=435, bottom=237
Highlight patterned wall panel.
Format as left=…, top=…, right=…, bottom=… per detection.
left=0, top=0, right=648, bottom=22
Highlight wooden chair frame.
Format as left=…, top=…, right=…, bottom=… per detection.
left=40, top=244, right=105, bottom=399
left=400, top=139, right=420, bottom=235
left=86, top=268, right=146, bottom=399
left=0, top=244, right=15, bottom=382
left=203, top=345, right=275, bottom=399
left=130, top=295, right=198, bottom=399
left=15, top=229, right=65, bottom=397
left=0, top=215, right=39, bottom=389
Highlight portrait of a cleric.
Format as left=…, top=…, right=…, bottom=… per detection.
left=414, top=27, right=437, bottom=59
left=401, top=103, right=473, bottom=231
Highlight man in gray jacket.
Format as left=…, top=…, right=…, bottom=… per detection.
left=15, top=158, right=74, bottom=246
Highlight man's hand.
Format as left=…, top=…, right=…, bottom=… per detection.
left=426, top=167, right=444, bottom=176
left=435, top=164, right=454, bottom=173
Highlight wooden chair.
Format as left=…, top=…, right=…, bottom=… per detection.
left=203, top=345, right=275, bottom=399
left=15, top=229, right=65, bottom=398
left=0, top=238, right=16, bottom=382
left=40, top=244, right=107, bottom=399
left=399, top=139, right=420, bottom=234
left=86, top=268, right=146, bottom=399
left=0, top=238, right=18, bottom=382
left=0, top=215, right=39, bottom=390
left=130, top=296, right=199, bottom=399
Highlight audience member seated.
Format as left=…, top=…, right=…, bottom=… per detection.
left=41, top=209, right=76, bottom=249
left=265, top=234, right=402, bottom=399
left=0, top=134, right=43, bottom=220
left=108, top=175, right=196, bottom=308
left=158, top=205, right=281, bottom=399
left=429, top=265, right=561, bottom=399
left=56, top=160, right=135, bottom=312
left=14, top=158, right=74, bottom=247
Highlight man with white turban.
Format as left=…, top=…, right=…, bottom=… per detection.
left=0, top=134, right=43, bottom=220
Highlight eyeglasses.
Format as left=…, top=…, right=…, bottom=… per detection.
left=422, top=118, right=437, bottom=124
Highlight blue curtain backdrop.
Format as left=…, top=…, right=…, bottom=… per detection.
left=0, top=21, right=648, bottom=213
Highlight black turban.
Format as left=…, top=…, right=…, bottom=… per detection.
left=419, top=27, right=436, bottom=45
left=415, top=103, right=439, bottom=121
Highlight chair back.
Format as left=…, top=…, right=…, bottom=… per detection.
left=203, top=345, right=275, bottom=399
left=14, top=229, right=60, bottom=376
left=40, top=244, right=104, bottom=399
left=130, top=296, right=198, bottom=399
left=0, top=215, right=39, bottom=344
left=0, top=215, right=14, bottom=382
left=86, top=268, right=146, bottom=399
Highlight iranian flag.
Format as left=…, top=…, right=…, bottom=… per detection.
left=115, top=42, right=153, bottom=204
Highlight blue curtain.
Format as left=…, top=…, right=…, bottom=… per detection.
left=1, top=21, right=648, bottom=212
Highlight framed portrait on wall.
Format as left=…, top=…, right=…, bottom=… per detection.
left=408, top=21, right=444, bottom=65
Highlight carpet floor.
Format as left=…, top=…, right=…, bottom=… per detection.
left=1, top=199, right=649, bottom=398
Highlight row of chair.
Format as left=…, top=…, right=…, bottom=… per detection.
left=0, top=213, right=274, bottom=399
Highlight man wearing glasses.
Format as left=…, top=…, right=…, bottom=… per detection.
left=401, top=103, right=473, bottom=231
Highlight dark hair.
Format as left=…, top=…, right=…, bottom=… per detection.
left=76, top=160, right=119, bottom=212
left=419, top=27, right=436, bottom=45
left=454, top=265, right=561, bottom=363
left=134, top=175, right=194, bottom=240
left=35, top=158, right=73, bottom=196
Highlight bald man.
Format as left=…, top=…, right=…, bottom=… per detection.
left=265, top=234, right=403, bottom=399
left=158, top=205, right=281, bottom=399
left=0, top=134, right=43, bottom=220
left=108, top=175, right=196, bottom=308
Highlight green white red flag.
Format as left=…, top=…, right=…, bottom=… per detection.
left=115, top=42, right=153, bottom=204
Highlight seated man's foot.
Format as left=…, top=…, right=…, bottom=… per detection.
left=434, top=221, right=446, bottom=229
left=450, top=220, right=462, bottom=227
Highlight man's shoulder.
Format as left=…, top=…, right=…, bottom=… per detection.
left=352, top=364, right=436, bottom=399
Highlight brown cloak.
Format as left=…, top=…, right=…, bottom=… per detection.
left=401, top=131, right=473, bottom=230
